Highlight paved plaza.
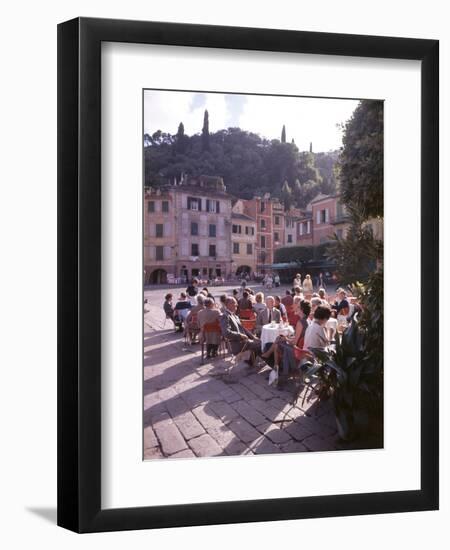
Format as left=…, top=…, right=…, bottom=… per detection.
left=143, top=284, right=366, bottom=460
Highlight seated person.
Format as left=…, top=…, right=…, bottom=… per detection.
left=237, top=291, right=253, bottom=314
left=274, top=295, right=287, bottom=322
left=219, top=293, right=228, bottom=313
left=220, top=297, right=262, bottom=365
left=281, top=290, right=294, bottom=308
left=163, top=293, right=182, bottom=331
left=184, top=294, right=205, bottom=342
left=252, top=292, right=266, bottom=316
left=198, top=297, right=222, bottom=358
left=332, top=288, right=350, bottom=316
left=186, top=278, right=199, bottom=301
left=304, top=305, right=332, bottom=350
left=262, top=300, right=311, bottom=375
left=202, top=287, right=215, bottom=300
left=174, top=292, right=192, bottom=330
left=255, top=296, right=281, bottom=335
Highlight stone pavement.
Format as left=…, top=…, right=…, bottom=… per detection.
left=143, top=285, right=353, bottom=460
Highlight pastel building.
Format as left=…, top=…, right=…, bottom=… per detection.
left=144, top=187, right=176, bottom=284
left=175, top=176, right=233, bottom=280
left=272, top=199, right=285, bottom=250
left=231, top=199, right=257, bottom=276
left=285, top=207, right=302, bottom=246
left=310, top=193, right=351, bottom=246
left=243, top=195, right=274, bottom=274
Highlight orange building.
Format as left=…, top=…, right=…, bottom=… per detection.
left=243, top=194, right=274, bottom=274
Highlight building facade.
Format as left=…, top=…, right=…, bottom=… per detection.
left=231, top=199, right=257, bottom=276
left=175, top=176, right=233, bottom=281
left=243, top=195, right=274, bottom=274
left=144, top=188, right=176, bottom=284
left=285, top=207, right=301, bottom=246
left=272, top=199, right=285, bottom=251
left=310, top=194, right=351, bottom=246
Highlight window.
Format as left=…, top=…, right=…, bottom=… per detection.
left=188, top=197, right=201, bottom=211
left=287, top=234, right=293, bottom=243
left=245, top=226, right=249, bottom=235
left=261, top=235, right=266, bottom=248
left=209, top=244, right=216, bottom=257
left=148, top=201, right=155, bottom=213
left=246, top=243, right=253, bottom=255
left=209, top=224, right=216, bottom=238
left=274, top=232, right=279, bottom=243
left=155, top=224, right=163, bottom=238
left=233, top=242, right=240, bottom=254
left=206, top=200, right=221, bottom=213
left=307, top=220, right=311, bottom=234
left=261, top=219, right=266, bottom=230
left=260, top=201, right=266, bottom=213
left=232, top=224, right=241, bottom=234
left=161, top=201, right=169, bottom=213
left=155, top=246, right=164, bottom=260
left=191, top=243, right=199, bottom=256
left=275, top=216, right=280, bottom=225
left=336, top=229, right=343, bottom=239
left=191, top=222, right=198, bottom=236
left=251, top=227, right=255, bottom=236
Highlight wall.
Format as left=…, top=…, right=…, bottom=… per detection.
left=1, top=1, right=448, bottom=549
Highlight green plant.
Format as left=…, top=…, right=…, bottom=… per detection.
left=302, top=315, right=381, bottom=441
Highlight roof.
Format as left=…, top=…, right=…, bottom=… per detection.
left=231, top=212, right=255, bottom=222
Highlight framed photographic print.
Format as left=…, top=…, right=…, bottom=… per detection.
left=57, top=17, right=439, bottom=533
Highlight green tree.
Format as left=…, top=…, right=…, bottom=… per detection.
left=281, top=125, right=286, bottom=143
left=202, top=109, right=210, bottom=151
left=339, top=100, right=383, bottom=219
left=280, top=180, right=293, bottom=210
left=176, top=122, right=188, bottom=154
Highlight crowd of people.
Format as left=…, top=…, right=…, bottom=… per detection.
left=162, top=275, right=362, bottom=384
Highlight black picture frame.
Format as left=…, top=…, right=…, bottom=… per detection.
left=57, top=17, right=439, bottom=533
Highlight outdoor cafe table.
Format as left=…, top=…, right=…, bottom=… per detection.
left=260, top=323, right=294, bottom=351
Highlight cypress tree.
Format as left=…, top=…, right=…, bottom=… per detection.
left=202, top=110, right=210, bottom=151
left=281, top=124, right=286, bottom=143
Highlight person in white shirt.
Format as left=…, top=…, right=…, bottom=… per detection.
left=304, top=305, right=331, bottom=350
left=326, top=309, right=338, bottom=342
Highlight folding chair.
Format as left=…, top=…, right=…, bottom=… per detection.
left=200, top=321, right=223, bottom=364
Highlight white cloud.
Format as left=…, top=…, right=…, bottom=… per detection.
left=144, top=90, right=359, bottom=151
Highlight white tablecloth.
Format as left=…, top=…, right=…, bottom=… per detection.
left=260, top=324, right=294, bottom=351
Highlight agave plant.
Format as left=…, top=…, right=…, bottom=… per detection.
left=302, top=316, right=381, bottom=441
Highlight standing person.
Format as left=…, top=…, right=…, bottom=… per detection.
left=318, top=287, right=329, bottom=305
left=198, top=298, right=222, bottom=358
left=326, top=309, right=338, bottom=342
left=293, top=273, right=302, bottom=288
left=317, top=272, right=325, bottom=290
left=274, top=273, right=280, bottom=287
left=302, top=274, right=313, bottom=294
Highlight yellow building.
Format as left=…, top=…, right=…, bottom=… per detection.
left=144, top=187, right=177, bottom=284
left=231, top=199, right=257, bottom=277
